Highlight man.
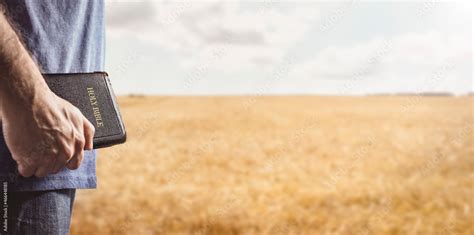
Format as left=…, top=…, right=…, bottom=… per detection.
left=0, top=0, right=103, bottom=234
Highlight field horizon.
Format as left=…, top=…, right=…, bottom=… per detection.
left=72, top=95, right=473, bottom=235
left=121, top=93, right=474, bottom=98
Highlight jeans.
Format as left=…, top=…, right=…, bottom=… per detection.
left=4, top=189, right=76, bottom=235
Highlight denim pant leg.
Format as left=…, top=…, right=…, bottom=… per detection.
left=6, top=189, right=76, bottom=235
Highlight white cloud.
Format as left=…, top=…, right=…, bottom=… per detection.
left=107, top=1, right=320, bottom=70
left=292, top=31, right=471, bottom=94
left=105, top=1, right=472, bottom=95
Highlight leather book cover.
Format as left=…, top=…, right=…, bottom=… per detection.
left=43, top=72, right=127, bottom=149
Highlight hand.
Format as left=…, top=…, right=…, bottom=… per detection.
left=1, top=88, right=95, bottom=178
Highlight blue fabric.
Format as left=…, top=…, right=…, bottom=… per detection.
left=0, top=0, right=104, bottom=191
left=5, top=188, right=76, bottom=234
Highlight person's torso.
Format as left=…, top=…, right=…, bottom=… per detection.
left=0, top=0, right=104, bottom=191
left=2, top=0, right=105, bottom=73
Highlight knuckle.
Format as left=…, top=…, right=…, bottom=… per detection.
left=50, top=148, right=60, bottom=156
left=63, top=146, right=74, bottom=159
left=71, top=106, right=81, bottom=114
left=84, top=118, right=93, bottom=128
left=77, top=137, right=86, bottom=146
left=85, top=124, right=95, bottom=136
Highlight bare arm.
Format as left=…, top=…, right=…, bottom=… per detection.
left=0, top=11, right=49, bottom=115
left=0, top=9, right=95, bottom=177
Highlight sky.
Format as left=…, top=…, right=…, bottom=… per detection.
left=104, top=0, right=473, bottom=95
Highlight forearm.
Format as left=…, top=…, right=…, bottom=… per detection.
left=0, top=5, right=95, bottom=177
left=0, top=11, right=50, bottom=117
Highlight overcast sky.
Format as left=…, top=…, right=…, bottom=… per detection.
left=104, top=0, right=472, bottom=95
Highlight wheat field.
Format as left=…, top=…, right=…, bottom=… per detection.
left=71, top=96, right=473, bottom=235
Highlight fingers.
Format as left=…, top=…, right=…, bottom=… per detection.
left=66, top=118, right=93, bottom=170
left=51, top=145, right=74, bottom=173
left=17, top=162, right=35, bottom=178
left=66, top=136, right=85, bottom=170
left=59, top=117, right=92, bottom=171
left=15, top=112, right=94, bottom=177
left=83, top=117, right=95, bottom=150
left=66, top=150, right=83, bottom=170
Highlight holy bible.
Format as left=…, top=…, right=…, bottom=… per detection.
left=44, top=72, right=126, bottom=149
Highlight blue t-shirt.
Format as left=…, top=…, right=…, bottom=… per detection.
left=0, top=0, right=104, bottom=191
